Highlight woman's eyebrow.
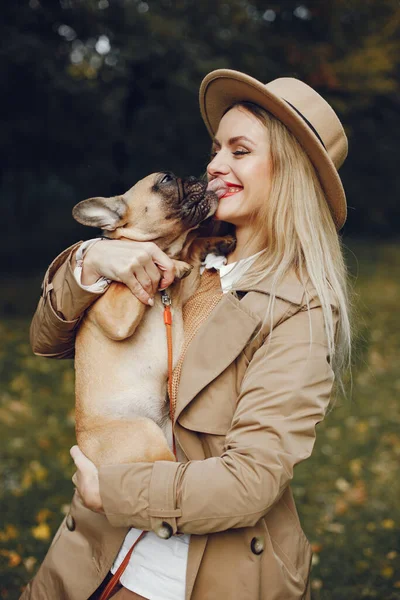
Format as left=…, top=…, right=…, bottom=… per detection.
left=212, top=135, right=256, bottom=147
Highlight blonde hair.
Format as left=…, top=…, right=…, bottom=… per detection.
left=221, top=102, right=352, bottom=395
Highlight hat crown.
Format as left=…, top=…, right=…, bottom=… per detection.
left=265, top=78, right=348, bottom=169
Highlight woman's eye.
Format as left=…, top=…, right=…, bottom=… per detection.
left=209, top=149, right=249, bottom=160
left=161, top=173, right=173, bottom=183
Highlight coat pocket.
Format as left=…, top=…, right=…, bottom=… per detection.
left=264, top=500, right=312, bottom=589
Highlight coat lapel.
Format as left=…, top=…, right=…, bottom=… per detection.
left=174, top=267, right=311, bottom=424
left=175, top=292, right=261, bottom=422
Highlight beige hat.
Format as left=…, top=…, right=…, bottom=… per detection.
left=199, top=69, right=348, bottom=230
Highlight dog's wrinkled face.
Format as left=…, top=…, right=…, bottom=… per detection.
left=151, top=172, right=217, bottom=228
left=72, top=172, right=218, bottom=247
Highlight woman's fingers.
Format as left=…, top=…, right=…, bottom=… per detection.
left=82, top=239, right=177, bottom=304
left=124, top=270, right=155, bottom=306
left=147, top=244, right=176, bottom=289
left=70, top=446, right=103, bottom=513
left=70, top=445, right=89, bottom=468
left=70, top=444, right=82, bottom=463
left=144, top=260, right=165, bottom=295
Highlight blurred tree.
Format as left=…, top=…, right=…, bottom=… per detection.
left=1, top=0, right=399, bottom=273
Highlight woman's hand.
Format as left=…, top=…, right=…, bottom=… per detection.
left=70, top=446, right=104, bottom=514
left=81, top=239, right=176, bottom=306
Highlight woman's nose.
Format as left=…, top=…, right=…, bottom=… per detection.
left=207, top=154, right=230, bottom=178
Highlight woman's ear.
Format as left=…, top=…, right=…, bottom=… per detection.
left=72, top=196, right=127, bottom=231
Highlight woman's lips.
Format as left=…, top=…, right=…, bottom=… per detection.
left=207, top=179, right=243, bottom=199
left=222, top=184, right=243, bottom=198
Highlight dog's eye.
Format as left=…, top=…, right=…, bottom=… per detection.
left=161, top=173, right=174, bottom=184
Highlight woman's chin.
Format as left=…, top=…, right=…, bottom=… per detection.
left=213, top=210, right=234, bottom=224
left=214, top=203, right=237, bottom=224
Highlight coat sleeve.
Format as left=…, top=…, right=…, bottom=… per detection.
left=30, top=242, right=105, bottom=359
left=98, top=301, right=338, bottom=535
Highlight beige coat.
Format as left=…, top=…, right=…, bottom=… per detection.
left=21, top=242, right=338, bottom=600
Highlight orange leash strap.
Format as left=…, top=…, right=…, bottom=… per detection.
left=98, top=291, right=176, bottom=600
left=161, top=290, right=177, bottom=458
left=99, top=531, right=146, bottom=600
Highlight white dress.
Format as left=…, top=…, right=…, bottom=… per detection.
left=75, top=242, right=262, bottom=600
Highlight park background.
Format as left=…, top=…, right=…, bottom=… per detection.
left=1, top=0, right=399, bottom=598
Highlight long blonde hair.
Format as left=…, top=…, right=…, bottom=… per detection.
left=221, top=102, right=352, bottom=394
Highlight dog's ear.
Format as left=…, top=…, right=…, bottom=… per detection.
left=72, top=196, right=127, bottom=231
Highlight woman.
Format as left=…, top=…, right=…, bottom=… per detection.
left=22, top=70, right=351, bottom=600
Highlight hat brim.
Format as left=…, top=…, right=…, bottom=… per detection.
left=199, top=69, right=346, bottom=230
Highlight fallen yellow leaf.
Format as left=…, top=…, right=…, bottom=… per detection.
left=381, top=566, right=394, bottom=578
left=36, top=509, right=52, bottom=524
left=0, top=550, right=22, bottom=568
left=30, top=461, right=48, bottom=482
left=355, top=421, right=369, bottom=434
left=345, top=480, right=367, bottom=506
left=334, top=498, right=349, bottom=516
left=8, top=551, right=22, bottom=568
left=382, top=519, right=395, bottom=529
left=23, top=556, right=37, bottom=573
left=335, top=477, right=350, bottom=492
left=0, top=524, right=19, bottom=541
left=349, top=458, right=363, bottom=477
left=31, top=523, right=51, bottom=541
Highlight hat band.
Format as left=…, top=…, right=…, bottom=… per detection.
left=282, top=98, right=326, bottom=150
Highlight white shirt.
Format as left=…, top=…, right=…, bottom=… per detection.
left=74, top=241, right=262, bottom=600
left=200, top=250, right=264, bottom=293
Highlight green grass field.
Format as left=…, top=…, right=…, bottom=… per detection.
left=1, top=242, right=399, bottom=599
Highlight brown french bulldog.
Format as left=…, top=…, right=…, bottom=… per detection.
left=72, top=172, right=232, bottom=466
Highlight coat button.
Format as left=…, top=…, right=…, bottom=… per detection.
left=66, top=514, right=76, bottom=532
left=250, top=536, right=264, bottom=555
left=155, top=521, right=173, bottom=540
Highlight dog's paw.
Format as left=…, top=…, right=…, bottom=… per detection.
left=173, top=260, right=193, bottom=280
left=213, top=235, right=237, bottom=256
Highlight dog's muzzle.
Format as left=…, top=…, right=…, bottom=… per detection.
left=179, top=177, right=218, bottom=227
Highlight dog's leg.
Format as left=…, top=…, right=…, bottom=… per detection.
left=185, top=235, right=237, bottom=265
left=172, top=259, right=193, bottom=280
left=178, top=235, right=237, bottom=304
left=88, top=282, right=147, bottom=341
left=77, top=417, right=176, bottom=466
left=201, top=235, right=237, bottom=259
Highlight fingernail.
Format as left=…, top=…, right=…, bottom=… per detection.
left=148, top=298, right=154, bottom=306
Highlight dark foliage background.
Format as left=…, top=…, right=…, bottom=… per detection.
left=1, top=0, right=399, bottom=276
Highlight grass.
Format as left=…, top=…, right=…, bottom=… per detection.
left=0, top=241, right=399, bottom=599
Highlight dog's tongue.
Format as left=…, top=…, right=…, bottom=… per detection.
left=207, top=178, right=229, bottom=199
